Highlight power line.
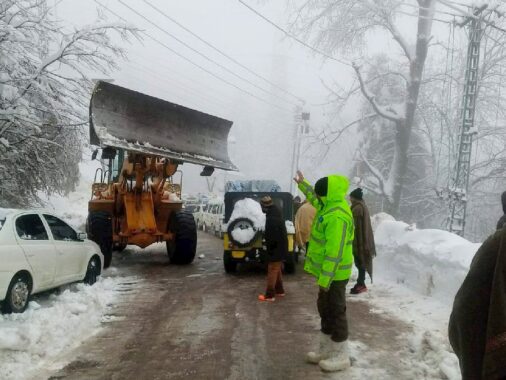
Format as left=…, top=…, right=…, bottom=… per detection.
left=236, top=0, right=352, bottom=67
left=116, top=0, right=299, bottom=108
left=126, top=59, right=293, bottom=126
left=141, top=0, right=304, bottom=104
left=94, top=0, right=294, bottom=114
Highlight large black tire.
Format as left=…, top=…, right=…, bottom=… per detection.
left=2, top=273, right=31, bottom=313
left=284, top=254, right=296, bottom=274
left=87, top=211, right=113, bottom=268
left=84, top=256, right=101, bottom=285
left=223, top=251, right=238, bottom=273
left=113, top=242, right=127, bottom=252
left=227, top=217, right=259, bottom=248
left=167, top=211, right=197, bottom=265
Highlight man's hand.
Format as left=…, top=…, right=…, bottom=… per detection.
left=293, top=170, right=304, bottom=184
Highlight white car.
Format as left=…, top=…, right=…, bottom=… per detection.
left=193, top=204, right=207, bottom=230
left=0, top=209, right=104, bottom=313
left=202, top=201, right=225, bottom=237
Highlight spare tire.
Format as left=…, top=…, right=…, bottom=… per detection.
left=227, top=217, right=260, bottom=248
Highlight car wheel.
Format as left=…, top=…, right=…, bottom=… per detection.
left=84, top=256, right=100, bottom=285
left=3, top=274, right=31, bottom=313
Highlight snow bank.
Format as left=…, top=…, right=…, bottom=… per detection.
left=42, top=155, right=101, bottom=231
left=0, top=275, right=139, bottom=380
left=374, top=220, right=481, bottom=305
left=355, top=214, right=484, bottom=378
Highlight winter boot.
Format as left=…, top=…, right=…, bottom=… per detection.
left=319, top=340, right=351, bottom=372
left=258, top=294, right=275, bottom=302
left=306, top=333, right=331, bottom=364
left=350, top=284, right=367, bottom=294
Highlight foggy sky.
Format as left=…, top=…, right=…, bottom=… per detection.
left=55, top=0, right=471, bottom=195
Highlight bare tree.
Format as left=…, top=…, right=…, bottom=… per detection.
left=0, top=0, right=138, bottom=207
left=289, top=0, right=437, bottom=216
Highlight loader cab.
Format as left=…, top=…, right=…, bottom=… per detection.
left=110, top=149, right=125, bottom=183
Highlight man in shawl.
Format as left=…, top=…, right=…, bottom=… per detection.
left=349, top=188, right=376, bottom=294
left=449, top=227, right=506, bottom=379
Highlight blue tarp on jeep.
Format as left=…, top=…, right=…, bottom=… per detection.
left=225, top=180, right=281, bottom=193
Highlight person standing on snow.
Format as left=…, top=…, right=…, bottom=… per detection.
left=449, top=227, right=506, bottom=379
left=295, top=199, right=316, bottom=253
left=496, top=191, right=506, bottom=230
left=294, top=170, right=354, bottom=373
left=258, top=196, right=288, bottom=302
left=349, top=188, right=376, bottom=294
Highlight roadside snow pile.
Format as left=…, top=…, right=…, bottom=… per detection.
left=0, top=275, right=136, bottom=380
left=41, top=155, right=101, bottom=231
left=374, top=220, right=481, bottom=305
left=371, top=212, right=395, bottom=231
left=352, top=214, right=484, bottom=379
left=228, top=198, right=265, bottom=244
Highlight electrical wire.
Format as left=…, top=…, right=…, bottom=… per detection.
left=141, top=0, right=305, bottom=104
left=93, top=0, right=294, bottom=114
left=117, top=0, right=299, bottom=108
left=236, top=0, right=352, bottom=67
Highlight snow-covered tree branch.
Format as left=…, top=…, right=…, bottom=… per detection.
left=0, top=0, right=139, bottom=207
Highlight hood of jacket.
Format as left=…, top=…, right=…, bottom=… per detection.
left=319, top=174, right=350, bottom=212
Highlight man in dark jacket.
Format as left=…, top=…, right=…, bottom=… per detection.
left=349, top=188, right=376, bottom=294
left=496, top=191, right=506, bottom=230
left=258, top=196, right=288, bottom=302
left=449, top=227, right=506, bottom=379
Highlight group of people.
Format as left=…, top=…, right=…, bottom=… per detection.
left=255, top=170, right=506, bottom=379
left=256, top=170, right=376, bottom=373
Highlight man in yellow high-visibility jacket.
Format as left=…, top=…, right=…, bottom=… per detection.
left=294, top=170, right=354, bottom=372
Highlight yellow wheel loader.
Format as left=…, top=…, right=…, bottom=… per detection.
left=86, top=81, right=236, bottom=267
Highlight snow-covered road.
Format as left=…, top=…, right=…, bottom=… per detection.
left=0, top=272, right=142, bottom=380
left=33, top=232, right=465, bottom=380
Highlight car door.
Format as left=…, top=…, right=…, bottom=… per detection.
left=42, top=214, right=86, bottom=284
left=15, top=213, right=56, bottom=289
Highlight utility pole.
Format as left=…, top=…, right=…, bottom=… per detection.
left=290, top=107, right=310, bottom=194
left=448, top=5, right=487, bottom=236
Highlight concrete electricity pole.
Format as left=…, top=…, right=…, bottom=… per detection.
left=290, top=107, right=310, bottom=194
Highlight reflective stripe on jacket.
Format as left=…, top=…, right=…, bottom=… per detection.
left=298, top=176, right=354, bottom=289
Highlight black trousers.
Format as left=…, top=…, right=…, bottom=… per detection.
left=357, top=268, right=366, bottom=286
left=317, top=280, right=349, bottom=342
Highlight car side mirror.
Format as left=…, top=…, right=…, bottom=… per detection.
left=78, top=232, right=87, bottom=241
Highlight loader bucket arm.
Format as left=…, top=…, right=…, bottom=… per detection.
left=89, top=81, right=237, bottom=171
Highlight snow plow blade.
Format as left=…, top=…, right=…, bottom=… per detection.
left=89, top=81, right=237, bottom=171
